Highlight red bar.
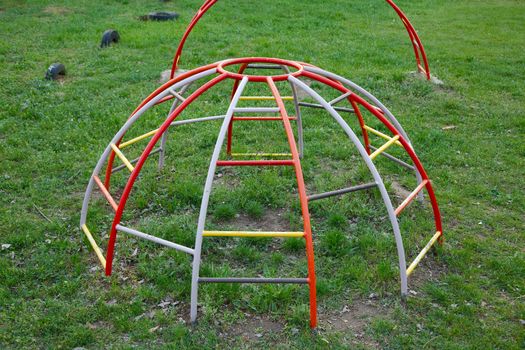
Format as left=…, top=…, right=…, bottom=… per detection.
left=216, top=160, right=294, bottom=166
left=232, top=116, right=296, bottom=121
left=93, top=175, right=118, bottom=211
left=395, top=180, right=428, bottom=216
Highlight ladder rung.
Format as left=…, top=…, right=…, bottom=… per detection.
left=120, top=129, right=159, bottom=149
left=369, top=135, right=401, bottom=160
left=217, top=160, right=294, bottom=166
left=299, top=102, right=354, bottom=113
left=93, top=175, right=118, bottom=211
left=203, top=230, right=304, bottom=238
left=239, top=96, right=294, bottom=101
left=112, top=148, right=161, bottom=173
left=199, top=277, right=308, bottom=284
left=231, top=153, right=292, bottom=157
left=328, top=92, right=351, bottom=106
left=406, top=231, right=441, bottom=276
left=110, top=143, right=135, bottom=172
left=116, top=225, right=194, bottom=255
left=364, top=125, right=403, bottom=147
left=232, top=116, right=296, bottom=121
left=246, top=64, right=283, bottom=70
left=308, top=182, right=377, bottom=202
left=233, top=107, right=280, bottom=114
left=395, top=180, right=429, bottom=215
left=168, top=88, right=186, bottom=102
left=81, top=224, right=106, bottom=269
left=369, top=146, right=414, bottom=170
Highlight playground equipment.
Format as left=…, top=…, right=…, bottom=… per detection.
left=80, top=57, right=442, bottom=328
left=170, top=0, right=432, bottom=80
left=80, top=2, right=441, bottom=328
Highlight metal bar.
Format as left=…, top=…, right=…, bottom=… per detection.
left=116, top=224, right=195, bottom=255
left=370, top=135, right=401, bottom=160
left=232, top=116, right=295, bottom=121
left=190, top=76, right=249, bottom=324
left=239, top=96, right=294, bottom=101
left=92, top=175, right=118, bottom=211
left=406, top=231, right=441, bottom=276
left=329, top=92, right=351, bottom=106
left=120, top=129, right=159, bottom=149
left=298, top=102, right=354, bottom=113
left=202, top=231, right=304, bottom=238
left=230, top=153, right=292, bottom=157
left=199, top=277, right=308, bottom=284
left=246, top=64, right=284, bottom=69
left=233, top=107, right=280, bottom=114
left=307, top=182, right=378, bottom=201
left=112, top=148, right=161, bottom=173
left=364, top=125, right=403, bottom=147
left=110, top=143, right=135, bottom=172
left=395, top=180, right=429, bottom=215
left=169, top=88, right=187, bottom=102
left=81, top=224, right=106, bottom=268
left=369, top=146, right=415, bottom=170
left=169, top=114, right=226, bottom=127
left=216, top=160, right=294, bottom=166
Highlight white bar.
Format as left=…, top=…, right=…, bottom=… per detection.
left=169, top=115, right=225, bottom=127
left=329, top=92, right=351, bottom=106
left=233, top=107, right=280, bottom=113
left=116, top=224, right=194, bottom=255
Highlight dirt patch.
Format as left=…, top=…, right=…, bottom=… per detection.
left=43, top=6, right=72, bottom=15
left=224, top=315, right=284, bottom=341
left=228, top=207, right=292, bottom=232
left=390, top=180, right=412, bottom=200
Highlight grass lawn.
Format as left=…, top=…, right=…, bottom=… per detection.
left=0, top=0, right=524, bottom=348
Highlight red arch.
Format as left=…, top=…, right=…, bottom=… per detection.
left=169, top=0, right=431, bottom=80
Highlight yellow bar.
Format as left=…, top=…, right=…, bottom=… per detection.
left=110, top=143, right=135, bottom=172
left=369, top=135, right=401, bottom=160
left=203, top=230, right=304, bottom=238
left=231, top=153, right=292, bottom=157
left=364, top=125, right=402, bottom=147
left=120, top=129, right=159, bottom=148
left=239, top=96, right=294, bottom=101
left=406, top=231, right=441, bottom=276
left=81, top=224, right=107, bottom=269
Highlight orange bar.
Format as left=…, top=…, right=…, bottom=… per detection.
left=395, top=180, right=428, bottom=216
left=93, top=175, right=118, bottom=211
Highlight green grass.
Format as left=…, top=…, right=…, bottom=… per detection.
left=0, top=0, right=524, bottom=348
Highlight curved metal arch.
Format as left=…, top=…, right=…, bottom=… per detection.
left=288, top=75, right=409, bottom=295
left=169, top=0, right=431, bottom=80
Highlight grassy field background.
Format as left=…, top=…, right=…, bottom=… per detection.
left=0, top=0, right=524, bottom=348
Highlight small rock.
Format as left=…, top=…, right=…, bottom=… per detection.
left=1, top=244, right=11, bottom=250
left=368, top=292, right=378, bottom=299
left=519, top=319, right=525, bottom=326
left=291, top=327, right=299, bottom=335
left=442, top=125, right=457, bottom=131
left=255, top=333, right=263, bottom=338
left=149, top=325, right=160, bottom=333
left=409, top=290, right=418, bottom=296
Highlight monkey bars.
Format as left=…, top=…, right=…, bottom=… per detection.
left=80, top=57, right=442, bottom=328
left=169, top=0, right=431, bottom=80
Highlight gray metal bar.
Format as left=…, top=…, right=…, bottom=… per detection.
left=307, top=182, right=378, bottom=202
left=233, top=107, right=280, bottom=114
left=289, top=75, right=408, bottom=296
left=199, top=277, right=308, bottom=284
left=190, top=76, right=249, bottom=323
left=80, top=67, right=217, bottom=227
left=299, top=102, right=354, bottom=113
left=112, top=148, right=162, bottom=173
left=169, top=114, right=226, bottom=127
left=329, top=92, right=352, bottom=106
left=116, top=224, right=194, bottom=255
left=246, top=64, right=283, bottom=70
left=304, top=66, right=424, bottom=201
left=369, top=146, right=415, bottom=171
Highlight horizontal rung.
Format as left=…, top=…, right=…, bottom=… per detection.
left=110, top=143, right=134, bottom=172
left=112, top=148, right=161, bottom=173
left=217, top=160, right=294, bottom=166
left=116, top=224, right=194, bottom=255
left=231, top=153, right=292, bottom=157
left=81, top=224, right=106, bottom=269
left=239, top=96, right=294, bottom=101
left=328, top=92, right=351, bottom=106
left=370, top=135, right=401, bottom=160
left=299, top=102, right=354, bottom=113
left=203, top=230, right=304, bottom=238
left=232, top=116, right=296, bottom=121
left=120, top=129, right=159, bottom=149
left=406, top=231, right=441, bottom=277
left=199, top=277, right=308, bottom=284
left=169, top=115, right=226, bottom=127
left=395, top=180, right=429, bottom=216
left=369, top=146, right=414, bottom=170
left=308, top=182, right=377, bottom=201
left=93, top=175, right=118, bottom=211
left=364, top=125, right=403, bottom=147
left=246, top=64, right=283, bottom=70
left=233, top=107, right=280, bottom=114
